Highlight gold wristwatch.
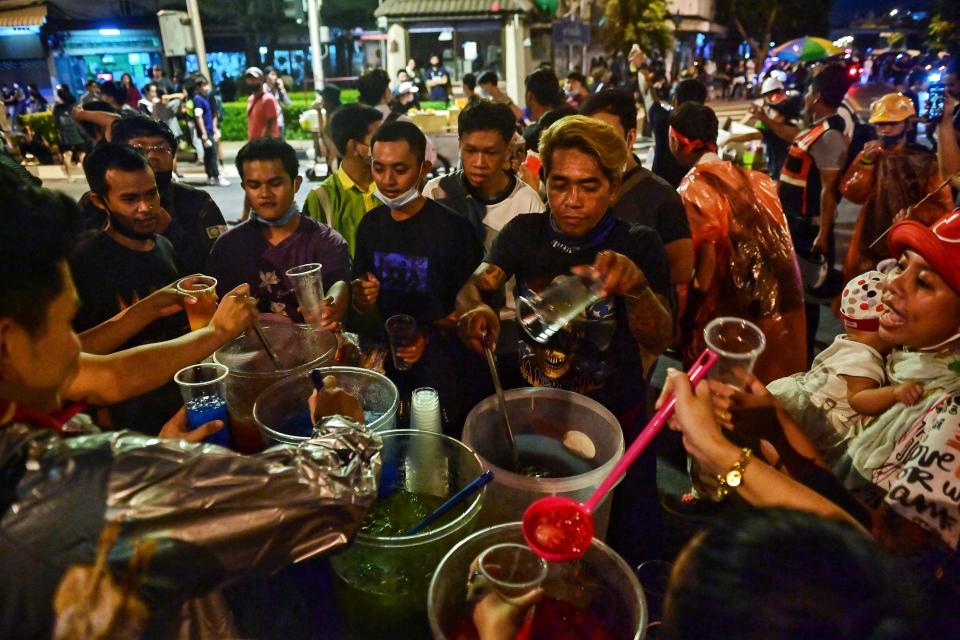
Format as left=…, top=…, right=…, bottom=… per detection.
left=715, top=448, right=753, bottom=499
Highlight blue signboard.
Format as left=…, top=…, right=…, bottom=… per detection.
left=553, top=19, right=590, bottom=46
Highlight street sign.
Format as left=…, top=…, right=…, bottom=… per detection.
left=553, top=19, right=590, bottom=47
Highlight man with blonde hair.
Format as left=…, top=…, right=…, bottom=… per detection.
left=456, top=114, right=674, bottom=566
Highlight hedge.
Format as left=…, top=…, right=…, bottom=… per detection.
left=18, top=112, right=58, bottom=145
left=18, top=89, right=452, bottom=145
left=220, top=90, right=449, bottom=141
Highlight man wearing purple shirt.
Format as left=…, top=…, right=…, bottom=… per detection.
left=206, top=138, right=350, bottom=328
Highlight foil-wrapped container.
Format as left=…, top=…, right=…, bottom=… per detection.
left=0, top=418, right=380, bottom=638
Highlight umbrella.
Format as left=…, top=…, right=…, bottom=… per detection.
left=770, top=37, right=843, bottom=62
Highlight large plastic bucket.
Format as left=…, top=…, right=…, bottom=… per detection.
left=462, top=388, right=624, bottom=538
left=213, top=320, right=337, bottom=452
left=329, top=430, right=486, bottom=639
left=253, top=366, right=399, bottom=445
left=428, top=522, right=647, bottom=639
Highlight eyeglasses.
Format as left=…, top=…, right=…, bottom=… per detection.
left=131, top=143, right=173, bottom=156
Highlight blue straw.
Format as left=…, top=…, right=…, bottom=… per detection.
left=404, top=470, right=494, bottom=535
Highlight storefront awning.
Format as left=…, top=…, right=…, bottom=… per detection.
left=375, top=0, right=534, bottom=20
left=0, top=0, right=46, bottom=27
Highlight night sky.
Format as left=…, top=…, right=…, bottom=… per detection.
left=830, top=0, right=936, bottom=23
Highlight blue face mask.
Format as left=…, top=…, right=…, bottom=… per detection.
left=252, top=201, right=300, bottom=227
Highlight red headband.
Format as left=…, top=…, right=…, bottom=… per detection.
left=669, top=126, right=718, bottom=154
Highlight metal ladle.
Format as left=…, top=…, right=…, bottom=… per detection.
left=250, top=321, right=283, bottom=370
left=481, top=335, right=521, bottom=472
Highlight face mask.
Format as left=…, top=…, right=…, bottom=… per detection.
left=374, top=185, right=421, bottom=210
left=154, top=169, right=173, bottom=191
left=105, top=205, right=155, bottom=241
left=919, top=331, right=960, bottom=353
left=374, top=166, right=424, bottom=209
left=565, top=89, right=578, bottom=98
left=251, top=201, right=300, bottom=227
left=879, top=130, right=906, bottom=148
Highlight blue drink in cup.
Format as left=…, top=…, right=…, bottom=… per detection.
left=174, top=363, right=231, bottom=447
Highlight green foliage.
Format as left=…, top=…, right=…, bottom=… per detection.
left=218, top=91, right=449, bottom=141
left=18, top=112, right=58, bottom=145
left=600, top=0, right=674, bottom=55
left=928, top=0, right=960, bottom=54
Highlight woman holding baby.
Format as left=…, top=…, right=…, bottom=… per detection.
left=668, top=209, right=960, bottom=636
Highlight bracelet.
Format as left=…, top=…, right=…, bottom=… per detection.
left=715, top=447, right=753, bottom=500
left=859, top=159, right=875, bottom=166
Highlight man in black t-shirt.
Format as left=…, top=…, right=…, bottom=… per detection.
left=456, top=115, right=674, bottom=566
left=581, top=89, right=693, bottom=287
left=649, top=79, right=707, bottom=188
left=352, top=121, right=486, bottom=431
left=78, top=115, right=228, bottom=274
left=72, top=143, right=187, bottom=434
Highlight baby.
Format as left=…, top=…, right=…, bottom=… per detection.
left=768, top=270, right=923, bottom=466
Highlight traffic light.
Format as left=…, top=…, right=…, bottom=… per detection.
left=282, top=0, right=306, bottom=23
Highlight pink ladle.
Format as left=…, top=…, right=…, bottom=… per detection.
left=522, top=349, right=719, bottom=561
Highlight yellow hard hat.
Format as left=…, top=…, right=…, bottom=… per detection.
left=868, top=93, right=916, bottom=123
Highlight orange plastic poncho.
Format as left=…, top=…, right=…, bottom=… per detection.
left=840, top=145, right=953, bottom=280
left=677, top=159, right=807, bottom=383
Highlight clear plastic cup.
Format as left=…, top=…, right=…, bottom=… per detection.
left=517, top=270, right=604, bottom=344
left=475, top=542, right=548, bottom=600
left=385, top=314, right=418, bottom=371
left=411, top=387, right=441, bottom=433
left=177, top=275, right=218, bottom=331
left=429, top=522, right=646, bottom=640
left=703, top=316, right=766, bottom=390
left=173, top=362, right=230, bottom=447
left=285, top=263, right=324, bottom=322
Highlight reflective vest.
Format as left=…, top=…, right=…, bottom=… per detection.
left=778, top=114, right=846, bottom=221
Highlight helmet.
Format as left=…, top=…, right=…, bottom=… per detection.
left=889, top=209, right=960, bottom=294
left=760, top=77, right=784, bottom=96
left=868, top=93, right=916, bottom=123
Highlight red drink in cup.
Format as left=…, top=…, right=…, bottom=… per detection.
left=177, top=275, right=218, bottom=331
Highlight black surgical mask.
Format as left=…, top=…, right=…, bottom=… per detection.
left=154, top=169, right=173, bottom=191
left=105, top=205, right=155, bottom=241
left=879, top=130, right=906, bottom=149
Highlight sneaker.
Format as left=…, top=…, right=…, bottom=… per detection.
left=207, top=176, right=218, bottom=186
left=217, top=176, right=231, bottom=187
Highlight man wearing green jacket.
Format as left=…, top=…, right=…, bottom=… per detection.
left=303, top=103, right=383, bottom=256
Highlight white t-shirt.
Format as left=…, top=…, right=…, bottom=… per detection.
left=424, top=174, right=545, bottom=318
left=874, top=394, right=960, bottom=550
left=423, top=174, right=545, bottom=252
left=769, top=335, right=885, bottom=462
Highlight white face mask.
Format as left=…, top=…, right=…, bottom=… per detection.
left=375, top=185, right=420, bottom=209
left=919, top=331, right=960, bottom=353
left=374, top=165, right=424, bottom=210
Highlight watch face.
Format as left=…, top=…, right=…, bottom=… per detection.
left=726, top=469, right=743, bottom=488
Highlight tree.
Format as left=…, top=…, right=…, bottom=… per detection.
left=203, top=0, right=298, bottom=68
left=928, top=0, right=960, bottom=55
left=715, top=0, right=831, bottom=61
left=599, top=0, right=674, bottom=56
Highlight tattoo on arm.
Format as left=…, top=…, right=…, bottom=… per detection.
left=625, top=290, right=674, bottom=356
left=473, top=263, right=509, bottom=292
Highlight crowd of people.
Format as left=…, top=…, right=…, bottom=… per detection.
left=0, top=64, right=301, bottom=189
left=2, top=46, right=960, bottom=638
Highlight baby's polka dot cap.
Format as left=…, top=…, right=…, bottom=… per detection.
left=840, top=270, right=884, bottom=332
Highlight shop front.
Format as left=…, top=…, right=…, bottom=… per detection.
left=374, top=0, right=535, bottom=105
left=51, top=27, right=162, bottom=97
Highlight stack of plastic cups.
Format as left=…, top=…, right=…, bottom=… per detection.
left=411, top=387, right=442, bottom=434
left=410, top=387, right=445, bottom=495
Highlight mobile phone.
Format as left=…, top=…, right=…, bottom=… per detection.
left=926, top=82, right=945, bottom=123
